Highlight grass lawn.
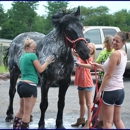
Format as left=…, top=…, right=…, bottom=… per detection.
left=0, top=65, right=9, bottom=73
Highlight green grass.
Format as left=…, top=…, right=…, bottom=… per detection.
left=0, top=65, right=9, bottom=73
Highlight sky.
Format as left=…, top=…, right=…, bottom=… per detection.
left=0, top=1, right=130, bottom=15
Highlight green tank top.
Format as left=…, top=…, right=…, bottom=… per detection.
left=19, top=53, right=38, bottom=84
left=96, top=49, right=114, bottom=83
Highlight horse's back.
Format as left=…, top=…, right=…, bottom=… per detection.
left=10, top=32, right=45, bottom=50
left=8, top=32, right=45, bottom=68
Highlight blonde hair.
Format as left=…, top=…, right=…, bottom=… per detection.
left=103, top=35, right=113, bottom=49
left=89, top=42, right=96, bottom=62
left=24, top=38, right=36, bottom=50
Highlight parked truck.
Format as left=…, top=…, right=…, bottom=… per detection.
left=73, top=26, right=130, bottom=77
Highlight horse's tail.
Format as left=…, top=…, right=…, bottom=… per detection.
left=3, top=47, right=10, bottom=69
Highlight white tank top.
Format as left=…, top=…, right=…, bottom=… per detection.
left=103, top=50, right=127, bottom=91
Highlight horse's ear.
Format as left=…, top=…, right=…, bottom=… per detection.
left=74, top=6, right=80, bottom=19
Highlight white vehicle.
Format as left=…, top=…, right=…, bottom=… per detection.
left=72, top=26, right=130, bottom=77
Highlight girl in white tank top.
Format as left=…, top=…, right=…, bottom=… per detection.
left=92, top=31, right=130, bottom=129
left=103, top=50, right=127, bottom=91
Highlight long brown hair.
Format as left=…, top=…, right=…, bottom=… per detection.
left=116, top=31, right=130, bottom=42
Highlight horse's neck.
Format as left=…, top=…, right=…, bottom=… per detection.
left=37, top=30, right=70, bottom=64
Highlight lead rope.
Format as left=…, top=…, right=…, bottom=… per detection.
left=88, top=61, right=103, bottom=129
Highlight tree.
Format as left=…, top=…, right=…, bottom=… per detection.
left=113, top=9, right=130, bottom=31
left=80, top=6, right=111, bottom=26
left=32, top=15, right=47, bottom=33
left=0, top=3, right=7, bottom=25
left=0, top=1, right=39, bottom=39
left=8, top=1, right=39, bottom=31
left=1, top=2, right=130, bottom=39
left=43, top=1, right=69, bottom=34
left=0, top=19, right=26, bottom=39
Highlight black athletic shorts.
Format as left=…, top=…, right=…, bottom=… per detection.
left=17, top=81, right=37, bottom=98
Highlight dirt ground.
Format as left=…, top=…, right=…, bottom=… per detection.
left=0, top=76, right=130, bottom=129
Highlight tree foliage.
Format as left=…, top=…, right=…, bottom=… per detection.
left=0, top=1, right=39, bottom=38
left=43, top=1, right=69, bottom=34
left=113, top=9, right=130, bottom=31
left=0, top=3, right=7, bottom=25
left=0, top=1, right=130, bottom=39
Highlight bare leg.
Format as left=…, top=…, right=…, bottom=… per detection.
left=113, top=105, right=125, bottom=129
left=83, top=90, right=93, bottom=128
left=102, top=103, right=114, bottom=129
left=15, top=96, right=36, bottom=122
left=15, top=98, right=24, bottom=118
left=22, top=96, right=36, bottom=123
left=85, top=90, right=93, bottom=121
left=78, top=90, right=86, bottom=118
left=13, top=98, right=23, bottom=129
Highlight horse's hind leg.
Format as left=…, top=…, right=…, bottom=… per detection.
left=5, top=65, right=20, bottom=122
left=56, top=77, right=71, bottom=129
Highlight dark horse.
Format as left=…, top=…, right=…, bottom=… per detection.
left=3, top=6, right=90, bottom=129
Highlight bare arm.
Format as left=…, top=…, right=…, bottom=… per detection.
left=76, top=62, right=94, bottom=69
left=33, top=56, right=54, bottom=73
left=91, top=62, right=104, bottom=71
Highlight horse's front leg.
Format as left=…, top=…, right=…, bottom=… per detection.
left=5, top=66, right=20, bottom=122
left=38, top=80, right=50, bottom=129
left=56, top=77, right=71, bottom=129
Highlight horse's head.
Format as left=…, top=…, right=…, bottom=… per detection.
left=52, top=6, right=90, bottom=61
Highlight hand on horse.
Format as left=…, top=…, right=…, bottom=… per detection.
left=46, top=55, right=55, bottom=65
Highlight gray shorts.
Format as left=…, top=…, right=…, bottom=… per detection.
left=102, top=89, right=124, bottom=106
left=77, top=86, right=94, bottom=91
left=17, top=81, right=37, bottom=98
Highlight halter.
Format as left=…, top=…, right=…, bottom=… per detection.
left=64, top=33, right=88, bottom=50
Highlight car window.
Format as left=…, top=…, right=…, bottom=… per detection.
left=103, top=29, right=117, bottom=37
left=84, top=29, right=101, bottom=44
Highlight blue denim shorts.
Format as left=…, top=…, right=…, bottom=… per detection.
left=77, top=86, right=94, bottom=91
left=102, top=89, right=124, bottom=106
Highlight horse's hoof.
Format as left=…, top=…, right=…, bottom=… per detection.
left=56, top=124, right=66, bottom=129
left=5, top=114, right=14, bottom=122
left=38, top=121, right=45, bottom=129
left=38, top=126, right=46, bottom=129
left=30, top=115, right=33, bottom=122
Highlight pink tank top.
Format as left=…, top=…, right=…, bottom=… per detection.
left=103, top=50, right=127, bottom=91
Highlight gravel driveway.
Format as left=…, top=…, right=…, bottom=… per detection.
left=0, top=76, right=130, bottom=129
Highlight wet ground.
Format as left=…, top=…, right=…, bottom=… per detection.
left=0, top=76, right=130, bottom=129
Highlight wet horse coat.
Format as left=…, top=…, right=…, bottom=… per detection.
left=3, top=6, right=90, bottom=129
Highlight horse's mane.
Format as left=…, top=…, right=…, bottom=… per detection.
left=52, top=8, right=80, bottom=38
